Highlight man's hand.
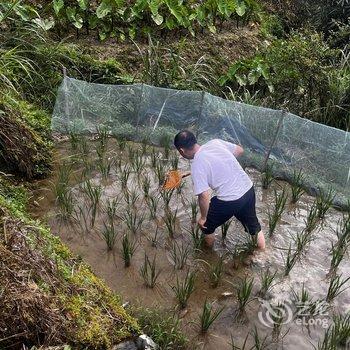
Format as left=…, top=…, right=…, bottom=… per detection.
left=197, top=217, right=207, bottom=230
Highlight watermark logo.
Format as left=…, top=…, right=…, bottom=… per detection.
left=258, top=299, right=294, bottom=328
left=258, top=298, right=330, bottom=329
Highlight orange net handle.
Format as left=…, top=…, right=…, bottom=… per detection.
left=163, top=170, right=182, bottom=190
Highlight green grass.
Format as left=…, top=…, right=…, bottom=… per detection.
left=235, top=276, right=254, bottom=314
left=172, top=270, right=197, bottom=309
left=208, top=256, right=225, bottom=288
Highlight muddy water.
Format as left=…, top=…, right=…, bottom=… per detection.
left=30, top=137, right=349, bottom=350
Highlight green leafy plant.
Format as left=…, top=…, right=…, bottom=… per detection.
left=146, top=195, right=159, bottom=220
left=258, top=269, right=278, bottom=297
left=101, top=221, right=118, bottom=250
left=326, top=274, right=350, bottom=302
left=235, top=276, right=254, bottom=314
left=305, top=202, right=319, bottom=233
left=164, top=208, right=178, bottom=238
left=124, top=207, right=144, bottom=234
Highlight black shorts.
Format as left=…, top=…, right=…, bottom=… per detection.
left=202, top=186, right=261, bottom=236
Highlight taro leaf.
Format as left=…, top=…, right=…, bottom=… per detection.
left=53, top=0, right=64, bottom=15
left=96, top=0, right=112, bottom=18
left=77, top=0, right=88, bottom=11
left=32, top=17, right=55, bottom=30
left=236, top=0, right=246, bottom=17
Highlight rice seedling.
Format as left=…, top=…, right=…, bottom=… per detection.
left=159, top=133, right=172, bottom=159
left=96, top=141, right=107, bottom=162
left=209, top=255, right=225, bottom=288
left=124, top=188, right=140, bottom=208
left=268, top=187, right=288, bottom=235
left=318, top=314, right=350, bottom=350
left=176, top=180, right=186, bottom=195
left=169, top=241, right=190, bottom=270
left=271, top=302, right=286, bottom=341
left=316, top=187, right=335, bottom=219
left=221, top=219, right=233, bottom=241
left=139, top=253, right=161, bottom=288
left=188, top=225, right=203, bottom=253
left=293, top=229, right=315, bottom=257
left=326, top=274, right=350, bottom=302
left=155, top=160, right=166, bottom=187
left=121, top=233, right=137, bottom=267
left=172, top=270, right=197, bottom=309
left=81, top=180, right=102, bottom=228
left=164, top=209, right=178, bottom=238
left=54, top=162, right=74, bottom=219
left=230, top=327, right=270, bottom=350
left=161, top=188, right=174, bottom=208
left=124, top=207, right=144, bottom=234
left=290, top=169, right=305, bottom=203
left=105, top=197, right=119, bottom=225
left=190, top=198, right=198, bottom=223
left=150, top=147, right=158, bottom=169
left=141, top=174, right=151, bottom=199
left=78, top=136, right=89, bottom=158
left=258, top=269, right=278, bottom=297
left=74, top=204, right=91, bottom=233
left=329, top=241, right=347, bottom=274
left=336, top=215, right=350, bottom=246
left=114, top=157, right=122, bottom=173
left=148, top=225, right=160, bottom=248
left=146, top=196, right=159, bottom=220
left=305, top=202, right=319, bottom=233
left=200, top=299, right=224, bottom=333
left=101, top=221, right=118, bottom=250
left=131, top=150, right=146, bottom=174
left=97, top=157, right=112, bottom=181
left=261, top=162, right=274, bottom=189
left=235, top=276, right=254, bottom=314
left=96, top=125, right=109, bottom=149
left=119, top=165, right=131, bottom=190
left=141, top=137, right=149, bottom=156
left=128, top=145, right=136, bottom=163
left=170, top=154, right=179, bottom=170
left=283, top=244, right=299, bottom=276
left=117, top=136, right=127, bottom=151
left=69, top=131, right=80, bottom=151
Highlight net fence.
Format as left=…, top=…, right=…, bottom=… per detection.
left=52, top=77, right=350, bottom=209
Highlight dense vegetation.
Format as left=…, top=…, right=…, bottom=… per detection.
left=0, top=0, right=349, bottom=348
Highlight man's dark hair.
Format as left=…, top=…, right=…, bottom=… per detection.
left=174, top=130, right=197, bottom=150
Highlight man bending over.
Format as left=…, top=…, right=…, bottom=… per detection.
left=174, top=130, right=265, bottom=250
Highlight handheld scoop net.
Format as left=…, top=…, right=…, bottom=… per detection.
left=162, top=170, right=190, bottom=190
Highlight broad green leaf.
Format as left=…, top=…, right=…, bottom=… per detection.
left=151, top=13, right=163, bottom=25
left=77, top=0, right=88, bottom=11
left=149, top=0, right=159, bottom=16
left=53, top=0, right=64, bottom=15
left=65, top=7, right=76, bottom=22
left=73, top=13, right=83, bottom=28
left=165, top=16, right=177, bottom=30
left=89, top=15, right=98, bottom=29
left=235, top=72, right=247, bottom=86
left=128, top=26, right=136, bottom=39
left=99, top=30, right=108, bottom=40
left=208, top=24, right=216, bottom=33
left=247, top=69, right=261, bottom=85
left=235, top=1, right=246, bottom=16
left=96, top=0, right=112, bottom=19
left=32, top=17, right=55, bottom=30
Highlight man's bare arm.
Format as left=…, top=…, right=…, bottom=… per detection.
left=198, top=190, right=211, bottom=220
left=233, top=144, right=244, bottom=158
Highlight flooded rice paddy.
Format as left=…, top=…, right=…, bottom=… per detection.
left=30, top=135, right=350, bottom=350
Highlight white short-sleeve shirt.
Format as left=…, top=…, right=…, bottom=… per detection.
left=191, top=139, right=253, bottom=201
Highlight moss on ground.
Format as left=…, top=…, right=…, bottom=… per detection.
left=0, top=178, right=139, bottom=348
